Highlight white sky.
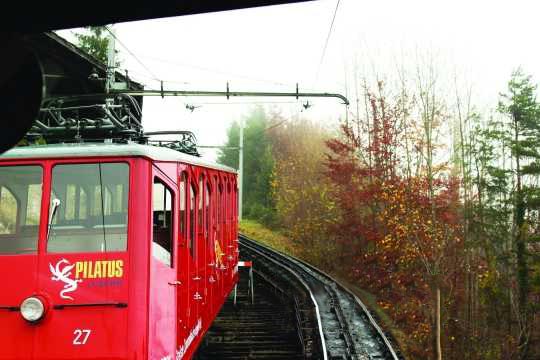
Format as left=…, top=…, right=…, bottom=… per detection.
left=56, top=0, right=540, bottom=161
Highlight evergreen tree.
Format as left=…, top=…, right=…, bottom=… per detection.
left=498, top=69, right=540, bottom=359
left=218, top=106, right=275, bottom=224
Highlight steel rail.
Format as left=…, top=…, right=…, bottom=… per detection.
left=239, top=234, right=401, bottom=360
left=274, top=246, right=401, bottom=360
left=240, top=238, right=328, bottom=360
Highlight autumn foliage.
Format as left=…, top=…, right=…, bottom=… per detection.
left=321, top=88, right=465, bottom=357
left=224, top=70, right=540, bottom=358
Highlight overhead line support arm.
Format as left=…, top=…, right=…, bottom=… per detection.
left=110, top=87, right=350, bottom=105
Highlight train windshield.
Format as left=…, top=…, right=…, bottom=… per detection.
left=48, top=163, right=129, bottom=253
left=0, top=166, right=43, bottom=254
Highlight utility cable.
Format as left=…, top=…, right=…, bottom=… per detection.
left=104, top=26, right=161, bottom=82
left=315, top=0, right=341, bottom=85
left=187, top=101, right=299, bottom=106
left=137, top=54, right=290, bottom=88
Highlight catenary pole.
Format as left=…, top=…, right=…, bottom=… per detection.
left=105, top=26, right=116, bottom=93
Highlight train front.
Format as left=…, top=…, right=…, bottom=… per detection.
left=0, top=149, right=142, bottom=359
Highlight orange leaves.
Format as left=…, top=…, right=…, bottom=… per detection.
left=321, top=85, right=468, bottom=359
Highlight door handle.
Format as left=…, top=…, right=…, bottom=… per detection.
left=168, top=281, right=182, bottom=286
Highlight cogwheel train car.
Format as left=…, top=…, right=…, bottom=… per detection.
left=0, top=143, right=239, bottom=359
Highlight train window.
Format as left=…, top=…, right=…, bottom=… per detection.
left=0, top=166, right=42, bottom=254
left=152, top=179, right=173, bottom=267
left=218, top=182, right=223, bottom=226
left=179, top=172, right=186, bottom=236
left=189, top=182, right=196, bottom=257
left=65, top=185, right=89, bottom=221
left=198, top=175, right=203, bottom=229
left=205, top=182, right=211, bottom=239
left=234, top=185, right=238, bottom=226
left=0, top=187, right=17, bottom=234
left=227, top=183, right=231, bottom=223
left=48, top=163, right=129, bottom=253
left=26, top=184, right=42, bottom=226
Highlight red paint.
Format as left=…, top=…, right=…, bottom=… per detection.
left=0, top=151, right=239, bottom=360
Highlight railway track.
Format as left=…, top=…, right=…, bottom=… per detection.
left=197, top=234, right=402, bottom=359
left=195, top=275, right=304, bottom=359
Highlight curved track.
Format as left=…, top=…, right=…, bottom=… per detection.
left=239, top=234, right=401, bottom=360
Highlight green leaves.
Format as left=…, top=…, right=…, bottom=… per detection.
left=74, top=26, right=110, bottom=64
left=218, top=106, right=275, bottom=224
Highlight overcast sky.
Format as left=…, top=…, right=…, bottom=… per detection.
left=57, top=0, right=540, bottom=161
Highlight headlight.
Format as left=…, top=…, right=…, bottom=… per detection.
left=20, top=297, right=45, bottom=322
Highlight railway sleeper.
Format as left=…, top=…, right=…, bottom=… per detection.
left=195, top=271, right=308, bottom=359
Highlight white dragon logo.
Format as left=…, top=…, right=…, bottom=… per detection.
left=49, top=259, right=82, bottom=300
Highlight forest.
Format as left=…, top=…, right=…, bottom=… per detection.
left=218, top=68, right=540, bottom=359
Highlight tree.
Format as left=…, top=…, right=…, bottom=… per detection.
left=74, top=26, right=110, bottom=64
left=218, top=106, right=275, bottom=224
left=497, top=68, right=540, bottom=359
left=269, top=115, right=339, bottom=268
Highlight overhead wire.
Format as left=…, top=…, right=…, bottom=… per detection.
left=186, top=101, right=299, bottom=106
left=104, top=26, right=322, bottom=97
left=136, top=54, right=291, bottom=88
left=104, top=25, right=161, bottom=82
left=101, top=25, right=342, bottom=117
left=135, top=55, right=324, bottom=93
left=315, top=0, right=341, bottom=85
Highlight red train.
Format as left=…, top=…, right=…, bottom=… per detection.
left=0, top=142, right=239, bottom=359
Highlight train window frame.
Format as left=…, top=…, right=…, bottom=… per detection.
left=189, top=181, right=197, bottom=258
left=47, top=162, right=130, bottom=254
left=218, top=181, right=223, bottom=227
left=198, top=174, right=204, bottom=231
left=179, top=172, right=187, bottom=238
left=0, top=164, right=43, bottom=255
left=227, top=182, right=232, bottom=224
left=0, top=186, right=18, bottom=235
left=152, top=177, right=174, bottom=267
left=205, top=180, right=211, bottom=241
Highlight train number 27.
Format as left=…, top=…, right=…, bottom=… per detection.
left=73, top=329, right=92, bottom=345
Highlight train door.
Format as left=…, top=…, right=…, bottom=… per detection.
left=148, top=172, right=177, bottom=360
left=204, top=177, right=215, bottom=318
left=181, top=176, right=203, bottom=359
left=176, top=170, right=189, bottom=344
left=225, top=180, right=233, bottom=281
left=214, top=177, right=224, bottom=301
left=221, top=179, right=228, bottom=283
left=196, top=174, right=208, bottom=322
left=217, top=177, right=227, bottom=299
left=233, top=180, right=239, bottom=266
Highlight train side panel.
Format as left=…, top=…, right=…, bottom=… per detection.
left=158, top=162, right=238, bottom=360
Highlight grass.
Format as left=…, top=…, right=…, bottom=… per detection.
left=239, top=218, right=409, bottom=359
left=239, top=219, right=299, bottom=255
